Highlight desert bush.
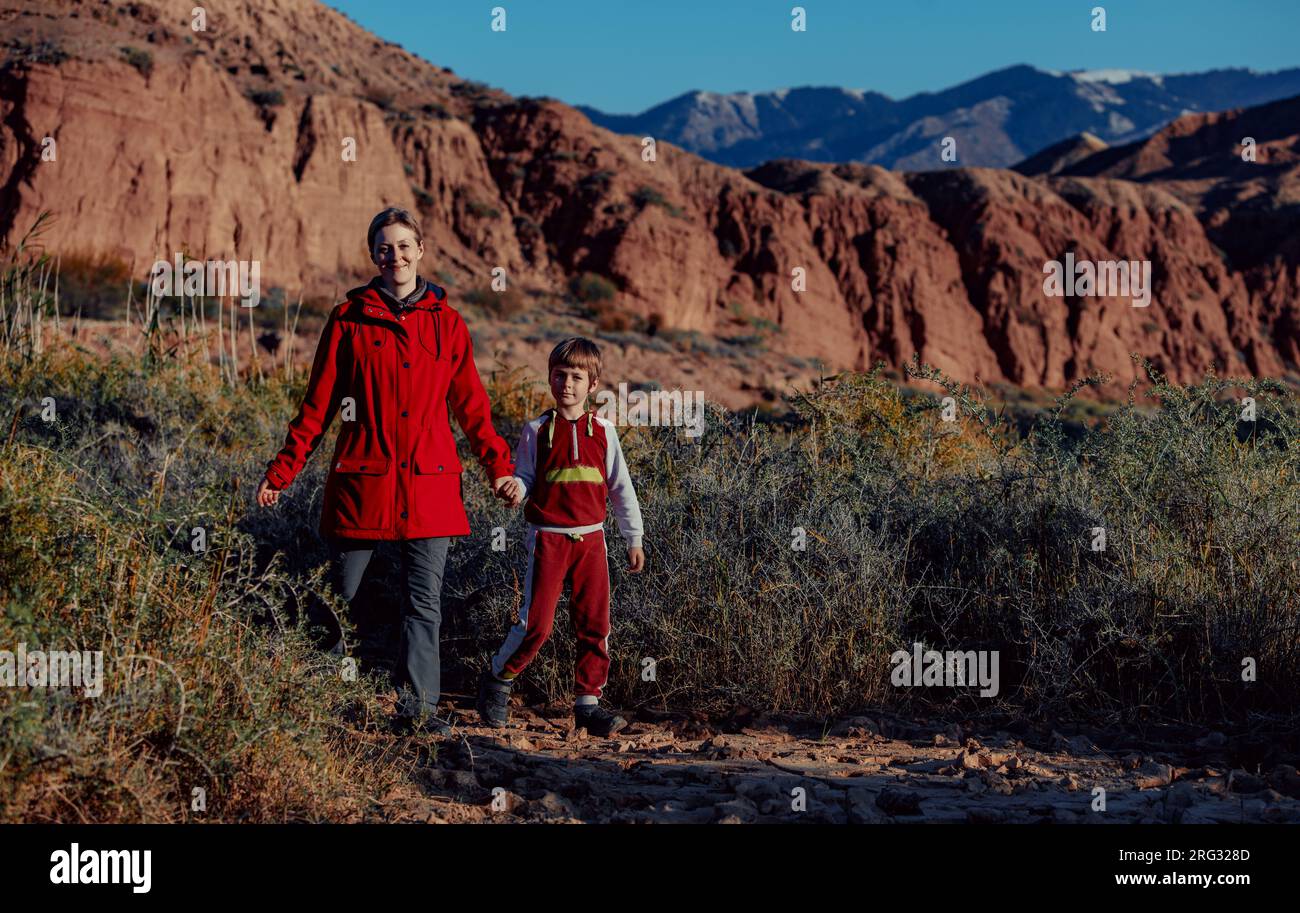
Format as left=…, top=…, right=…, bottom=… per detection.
left=0, top=348, right=408, bottom=822
left=119, top=46, right=152, bottom=77
left=56, top=251, right=135, bottom=320
left=460, top=284, right=527, bottom=319
left=465, top=199, right=501, bottom=220
left=452, top=361, right=1298, bottom=723
left=0, top=279, right=1294, bottom=822
left=632, top=186, right=684, bottom=218
left=569, top=272, right=616, bottom=304
left=4, top=37, right=70, bottom=68
left=246, top=89, right=284, bottom=108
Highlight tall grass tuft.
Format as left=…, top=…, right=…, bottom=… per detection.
left=0, top=241, right=1295, bottom=819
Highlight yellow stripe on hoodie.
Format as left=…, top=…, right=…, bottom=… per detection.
left=544, top=466, right=604, bottom=484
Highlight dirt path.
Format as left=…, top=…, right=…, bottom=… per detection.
left=362, top=697, right=1300, bottom=824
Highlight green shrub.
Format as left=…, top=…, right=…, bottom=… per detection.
left=569, top=272, right=616, bottom=304
left=632, top=186, right=684, bottom=218
left=247, top=89, right=284, bottom=108
left=466, top=199, right=501, bottom=220
left=0, top=290, right=1294, bottom=821
left=119, top=46, right=152, bottom=77
left=4, top=37, right=70, bottom=67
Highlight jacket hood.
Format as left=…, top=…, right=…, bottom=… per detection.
left=345, top=278, right=447, bottom=313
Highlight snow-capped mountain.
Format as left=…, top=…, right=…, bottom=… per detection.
left=576, top=65, right=1300, bottom=170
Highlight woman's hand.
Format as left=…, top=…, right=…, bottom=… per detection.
left=493, top=477, right=524, bottom=507
left=256, top=477, right=282, bottom=507
left=492, top=476, right=523, bottom=507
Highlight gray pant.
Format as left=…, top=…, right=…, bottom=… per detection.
left=329, top=536, right=451, bottom=714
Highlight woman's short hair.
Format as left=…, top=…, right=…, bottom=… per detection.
left=367, top=207, right=424, bottom=253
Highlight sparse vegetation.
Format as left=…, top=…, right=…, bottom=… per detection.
left=465, top=199, right=502, bottom=220
left=410, top=185, right=434, bottom=208
left=632, top=186, right=685, bottom=218
left=0, top=228, right=1295, bottom=819
left=461, top=284, right=527, bottom=319
left=581, top=170, right=615, bottom=193
left=247, top=88, right=285, bottom=108
left=4, top=37, right=70, bottom=68
left=569, top=272, right=616, bottom=304
left=119, top=46, right=152, bottom=77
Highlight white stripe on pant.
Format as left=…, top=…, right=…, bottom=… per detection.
left=490, top=526, right=538, bottom=678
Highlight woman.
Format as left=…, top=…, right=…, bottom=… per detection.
left=256, top=207, right=515, bottom=735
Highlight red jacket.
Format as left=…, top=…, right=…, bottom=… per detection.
left=264, top=280, right=514, bottom=540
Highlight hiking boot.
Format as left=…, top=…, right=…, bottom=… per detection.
left=393, top=687, right=453, bottom=736
left=573, top=704, right=627, bottom=738
left=391, top=709, right=453, bottom=737
left=476, top=670, right=512, bottom=728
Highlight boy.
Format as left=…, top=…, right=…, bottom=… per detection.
left=478, top=337, right=646, bottom=737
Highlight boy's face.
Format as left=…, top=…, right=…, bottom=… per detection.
left=549, top=364, right=597, bottom=409
left=371, top=224, right=424, bottom=286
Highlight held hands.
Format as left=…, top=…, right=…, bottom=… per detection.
left=255, top=476, right=281, bottom=507
left=492, top=476, right=525, bottom=508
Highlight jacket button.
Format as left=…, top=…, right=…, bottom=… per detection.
left=359, top=464, right=366, bottom=470
left=403, top=361, right=410, bottom=368
left=438, top=465, right=444, bottom=472
left=401, top=410, right=408, bottom=417
left=373, top=340, right=381, bottom=347
left=401, top=460, right=407, bottom=468
left=401, top=511, right=408, bottom=519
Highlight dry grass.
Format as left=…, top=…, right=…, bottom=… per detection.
left=1, top=217, right=1296, bottom=821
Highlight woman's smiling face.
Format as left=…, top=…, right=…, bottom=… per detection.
left=371, top=224, right=424, bottom=286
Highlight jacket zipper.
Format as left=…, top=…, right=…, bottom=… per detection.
left=571, top=420, right=578, bottom=460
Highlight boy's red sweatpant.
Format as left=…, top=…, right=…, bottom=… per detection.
left=490, top=527, right=611, bottom=698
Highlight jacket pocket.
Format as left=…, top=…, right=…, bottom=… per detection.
left=326, top=456, right=392, bottom=531
left=413, top=428, right=463, bottom=474
left=333, top=457, right=388, bottom=474
left=410, top=428, right=463, bottom=528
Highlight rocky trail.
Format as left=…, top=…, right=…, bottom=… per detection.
left=357, top=695, right=1300, bottom=824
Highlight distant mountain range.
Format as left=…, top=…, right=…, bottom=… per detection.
left=576, top=64, right=1300, bottom=170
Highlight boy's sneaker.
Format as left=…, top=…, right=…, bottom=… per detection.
left=476, top=670, right=512, bottom=728
left=573, top=704, right=627, bottom=738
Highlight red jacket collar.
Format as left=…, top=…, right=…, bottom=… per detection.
left=344, top=282, right=447, bottom=322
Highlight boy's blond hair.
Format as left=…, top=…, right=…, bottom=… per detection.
left=548, top=337, right=602, bottom=385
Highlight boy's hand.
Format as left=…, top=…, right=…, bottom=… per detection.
left=256, top=476, right=281, bottom=507
left=626, top=546, right=645, bottom=573
left=494, top=477, right=524, bottom=507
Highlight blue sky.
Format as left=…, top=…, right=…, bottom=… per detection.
left=327, top=1, right=1300, bottom=113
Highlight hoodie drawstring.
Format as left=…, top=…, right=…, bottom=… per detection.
left=545, top=409, right=593, bottom=451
